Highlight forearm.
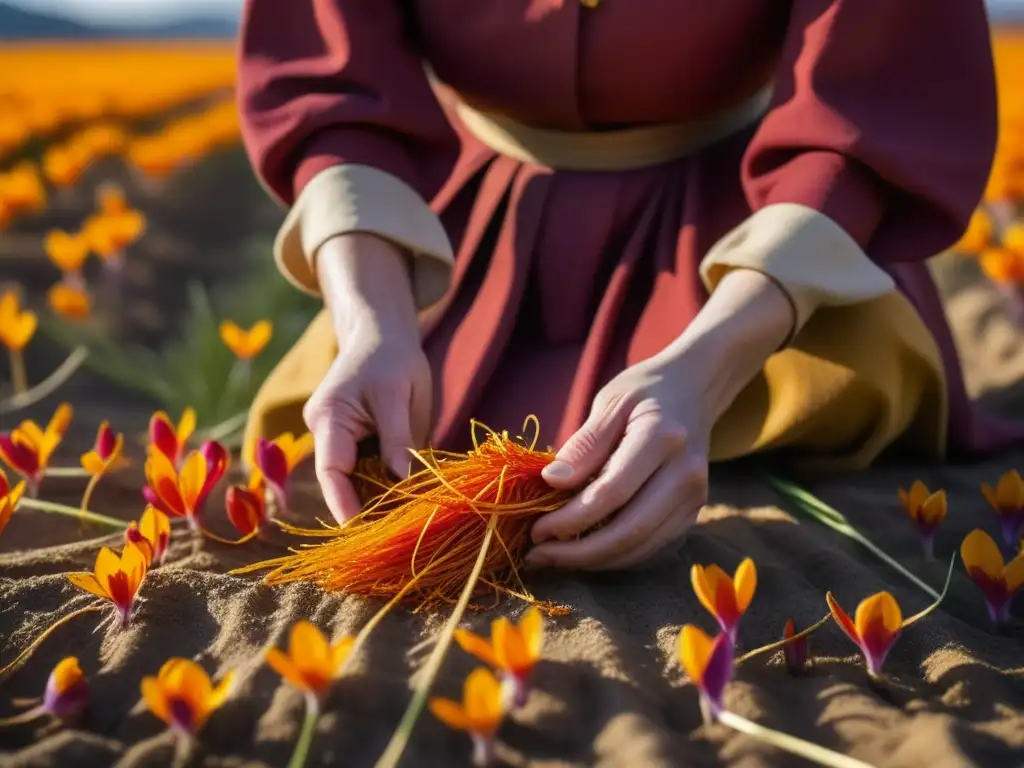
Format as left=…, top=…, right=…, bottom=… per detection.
left=661, top=269, right=795, bottom=421
left=317, top=233, right=421, bottom=343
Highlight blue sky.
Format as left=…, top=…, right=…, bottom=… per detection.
left=12, top=0, right=242, bottom=25
left=7, top=0, right=1024, bottom=25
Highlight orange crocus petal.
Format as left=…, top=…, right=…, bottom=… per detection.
left=826, top=593, right=860, bottom=644
left=178, top=451, right=208, bottom=511
left=50, top=657, right=84, bottom=695
left=899, top=480, right=929, bottom=515
left=283, top=432, right=315, bottom=470
left=454, top=629, right=502, bottom=669
left=121, top=542, right=149, bottom=596
left=94, top=546, right=122, bottom=586
left=141, top=677, right=172, bottom=726
left=733, top=558, right=757, bottom=613
left=290, top=620, right=332, bottom=675
left=48, top=283, right=92, bottom=322
left=266, top=649, right=309, bottom=692
left=429, top=698, right=475, bottom=732
left=81, top=450, right=106, bottom=476
left=219, top=320, right=272, bottom=359
left=66, top=571, right=109, bottom=599
left=518, top=607, right=544, bottom=661
left=177, top=408, right=196, bottom=444
left=704, top=564, right=740, bottom=623
left=0, top=468, right=8, bottom=498
left=690, top=565, right=717, bottom=618
left=331, top=637, right=355, bottom=671
left=677, top=624, right=715, bottom=686
left=995, top=471, right=1024, bottom=509
left=960, top=529, right=1005, bottom=582
left=44, top=231, right=89, bottom=271
left=463, top=667, right=504, bottom=733
left=853, top=592, right=902, bottom=644
left=1005, top=555, right=1024, bottom=593
left=920, top=491, right=947, bottom=526
left=492, top=618, right=527, bottom=672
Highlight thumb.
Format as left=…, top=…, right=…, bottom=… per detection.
left=542, top=399, right=628, bottom=489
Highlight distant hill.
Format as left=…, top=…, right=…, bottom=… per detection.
left=0, top=1, right=237, bottom=40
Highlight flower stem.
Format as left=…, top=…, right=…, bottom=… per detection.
left=734, top=613, right=831, bottom=666
left=44, top=467, right=91, bottom=478
left=79, top=473, right=102, bottom=517
left=0, top=604, right=103, bottom=681
left=194, top=410, right=249, bottom=445
left=201, top=528, right=258, bottom=546
left=902, top=553, right=956, bottom=628
left=717, top=710, right=874, bottom=768
left=761, top=471, right=941, bottom=601
left=0, top=705, right=45, bottom=726
left=0, top=347, right=88, bottom=415
left=19, top=497, right=128, bottom=530
left=287, top=695, right=320, bottom=768
left=373, top=514, right=499, bottom=768
left=8, top=348, right=27, bottom=395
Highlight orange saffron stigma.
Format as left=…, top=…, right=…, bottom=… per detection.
left=234, top=420, right=572, bottom=609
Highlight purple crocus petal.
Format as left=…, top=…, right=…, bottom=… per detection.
left=859, top=624, right=899, bottom=679
left=255, top=439, right=289, bottom=490
left=916, top=522, right=937, bottom=560
left=96, top=424, right=118, bottom=461
left=998, top=512, right=1024, bottom=552
left=169, top=697, right=196, bottom=734
left=783, top=633, right=808, bottom=675
left=470, top=733, right=495, bottom=768
left=699, top=633, right=734, bottom=718
left=142, top=486, right=176, bottom=518
left=43, top=679, right=90, bottom=721
left=504, top=671, right=531, bottom=709
left=985, top=597, right=1011, bottom=626
left=199, top=440, right=230, bottom=501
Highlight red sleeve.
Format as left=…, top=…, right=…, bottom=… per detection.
left=237, top=0, right=459, bottom=206
left=742, top=0, right=997, bottom=263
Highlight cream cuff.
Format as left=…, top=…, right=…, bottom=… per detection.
left=273, top=164, right=454, bottom=310
left=700, top=203, right=895, bottom=335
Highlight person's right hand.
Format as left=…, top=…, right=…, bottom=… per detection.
left=303, top=233, right=430, bottom=524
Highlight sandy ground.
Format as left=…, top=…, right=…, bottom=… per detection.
left=0, top=257, right=1021, bottom=768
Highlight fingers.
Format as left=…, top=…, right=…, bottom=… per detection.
left=604, top=501, right=698, bottom=570
left=304, top=394, right=367, bottom=524
left=541, top=393, right=632, bottom=490
left=531, top=415, right=683, bottom=543
left=368, top=385, right=417, bottom=478
left=526, top=455, right=706, bottom=571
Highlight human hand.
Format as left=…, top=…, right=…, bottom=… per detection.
left=527, top=268, right=795, bottom=570
left=304, top=233, right=431, bottom=524
left=526, top=357, right=711, bottom=571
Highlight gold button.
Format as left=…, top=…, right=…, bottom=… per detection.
left=580, top=0, right=600, bottom=7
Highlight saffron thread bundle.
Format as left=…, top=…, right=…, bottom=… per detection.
left=235, top=419, right=573, bottom=609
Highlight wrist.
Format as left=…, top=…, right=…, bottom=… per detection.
left=663, top=269, right=795, bottom=419
left=318, top=233, right=421, bottom=344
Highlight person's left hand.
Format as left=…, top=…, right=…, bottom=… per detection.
left=525, top=353, right=711, bottom=571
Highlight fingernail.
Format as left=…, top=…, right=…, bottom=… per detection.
left=543, top=460, right=573, bottom=480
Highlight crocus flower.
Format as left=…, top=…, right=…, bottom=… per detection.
left=953, top=209, right=992, bottom=254
left=0, top=470, right=25, bottom=536
left=44, top=230, right=89, bottom=274
left=219, top=319, right=272, bottom=360
left=144, top=448, right=217, bottom=531
left=0, top=403, right=73, bottom=494
left=980, top=470, right=1024, bottom=551
left=198, top=440, right=230, bottom=502
left=81, top=421, right=124, bottom=477
left=960, top=529, right=1024, bottom=625
left=690, top=558, right=757, bottom=644
left=266, top=620, right=355, bottom=702
left=148, top=408, right=196, bottom=467
left=898, top=481, right=947, bottom=558
left=141, top=658, right=234, bottom=737
left=454, top=606, right=543, bottom=707
left=42, top=657, right=90, bottom=721
left=66, top=544, right=148, bottom=628
left=677, top=625, right=734, bottom=723
left=254, top=433, right=314, bottom=510
left=0, top=289, right=38, bottom=351
left=826, top=591, right=903, bottom=678
left=47, top=283, right=92, bottom=322
left=125, top=506, right=172, bottom=566
left=782, top=618, right=809, bottom=675
left=225, top=476, right=267, bottom=536
left=429, top=668, right=505, bottom=767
